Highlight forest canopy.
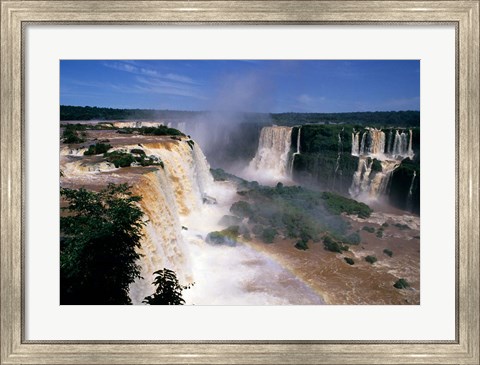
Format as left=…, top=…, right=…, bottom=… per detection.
left=60, top=105, right=419, bottom=127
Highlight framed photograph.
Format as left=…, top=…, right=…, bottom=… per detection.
left=1, top=1, right=478, bottom=364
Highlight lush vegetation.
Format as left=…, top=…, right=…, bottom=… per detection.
left=103, top=151, right=136, bottom=168
left=365, top=255, right=378, bottom=264
left=320, top=192, right=372, bottom=218
left=362, top=226, right=376, bottom=233
left=376, top=227, right=384, bottom=238
left=394, top=223, right=411, bottom=230
left=323, top=235, right=348, bottom=253
left=389, top=156, right=420, bottom=214
left=294, top=239, right=309, bottom=251
left=116, top=125, right=185, bottom=137
left=206, top=226, right=240, bottom=246
left=383, top=249, right=393, bottom=257
left=61, top=105, right=420, bottom=127
left=60, top=184, right=144, bottom=304
left=393, top=278, right=410, bottom=289
left=215, top=176, right=370, bottom=250
left=103, top=150, right=164, bottom=168
left=62, top=124, right=86, bottom=144
left=272, top=111, right=420, bottom=127
left=292, top=125, right=359, bottom=194
left=143, top=269, right=193, bottom=305
left=84, top=143, right=112, bottom=155
left=61, top=105, right=199, bottom=121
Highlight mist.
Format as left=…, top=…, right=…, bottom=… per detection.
left=165, top=71, right=277, bottom=172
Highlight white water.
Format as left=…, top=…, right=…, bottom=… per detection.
left=244, top=126, right=294, bottom=184
left=123, top=138, right=323, bottom=304
left=288, top=127, right=301, bottom=176
left=111, top=121, right=165, bottom=129
left=349, top=127, right=414, bottom=201
left=351, top=127, right=414, bottom=160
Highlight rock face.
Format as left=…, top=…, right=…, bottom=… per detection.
left=290, top=125, right=360, bottom=195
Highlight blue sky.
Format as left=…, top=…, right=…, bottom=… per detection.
left=60, top=60, right=420, bottom=113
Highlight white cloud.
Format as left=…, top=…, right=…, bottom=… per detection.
left=103, top=62, right=198, bottom=85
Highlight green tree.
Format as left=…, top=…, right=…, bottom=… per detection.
left=143, top=269, right=193, bottom=305
left=60, top=184, right=144, bottom=305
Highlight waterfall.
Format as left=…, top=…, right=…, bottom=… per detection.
left=129, top=168, right=193, bottom=304
left=368, top=128, right=385, bottom=156
left=349, top=158, right=399, bottom=200
left=359, top=132, right=367, bottom=155
left=408, top=170, right=417, bottom=198
left=129, top=139, right=218, bottom=302
left=351, top=130, right=360, bottom=156
left=333, top=128, right=344, bottom=188
left=408, top=129, right=414, bottom=158
left=348, top=127, right=415, bottom=201
left=387, top=130, right=394, bottom=155
left=406, top=170, right=417, bottom=211
left=61, top=131, right=327, bottom=305
left=354, top=128, right=413, bottom=160
left=334, top=131, right=342, bottom=174
left=289, top=127, right=301, bottom=175
left=392, top=130, right=412, bottom=158
left=126, top=137, right=323, bottom=304
left=247, top=126, right=293, bottom=182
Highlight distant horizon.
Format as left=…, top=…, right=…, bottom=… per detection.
left=60, top=104, right=420, bottom=115
left=60, top=60, right=420, bottom=113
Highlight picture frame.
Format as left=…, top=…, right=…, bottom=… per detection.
left=1, top=1, right=478, bottom=364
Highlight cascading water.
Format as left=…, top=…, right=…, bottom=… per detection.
left=332, top=128, right=343, bottom=187
left=288, top=127, right=301, bottom=175
left=351, top=130, right=361, bottom=156
left=349, top=127, right=415, bottom=201
left=246, top=126, right=293, bottom=183
left=406, top=170, right=417, bottom=211
left=350, top=127, right=414, bottom=160
left=126, top=138, right=323, bottom=304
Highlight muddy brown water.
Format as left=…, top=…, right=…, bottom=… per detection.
left=245, top=216, right=420, bottom=305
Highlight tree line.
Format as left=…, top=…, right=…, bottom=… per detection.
left=60, top=105, right=419, bottom=127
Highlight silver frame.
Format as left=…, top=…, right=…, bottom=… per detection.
left=1, top=1, right=478, bottom=364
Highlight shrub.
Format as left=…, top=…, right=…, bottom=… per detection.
left=62, top=124, right=86, bottom=144
left=323, top=235, right=348, bottom=253
left=218, top=215, right=242, bottom=226
left=252, top=224, right=263, bottom=236
left=143, top=268, right=193, bottom=305
left=210, top=168, right=228, bottom=181
left=344, top=257, right=355, bottom=265
left=345, top=232, right=361, bottom=245
left=230, top=200, right=254, bottom=218
left=294, top=239, right=309, bottom=251
left=206, top=226, right=239, bottom=246
left=186, top=140, right=195, bottom=150
left=261, top=227, right=278, bottom=243
left=365, top=255, right=377, bottom=264
left=130, top=148, right=146, bottom=155
left=383, top=249, right=393, bottom=257
left=104, top=150, right=163, bottom=168
left=321, top=191, right=372, bottom=218
left=140, top=126, right=184, bottom=136
left=393, top=278, right=410, bottom=289
left=104, top=151, right=135, bottom=168
left=84, top=143, right=112, bottom=155
left=371, top=158, right=382, bottom=172
left=362, top=226, right=375, bottom=233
